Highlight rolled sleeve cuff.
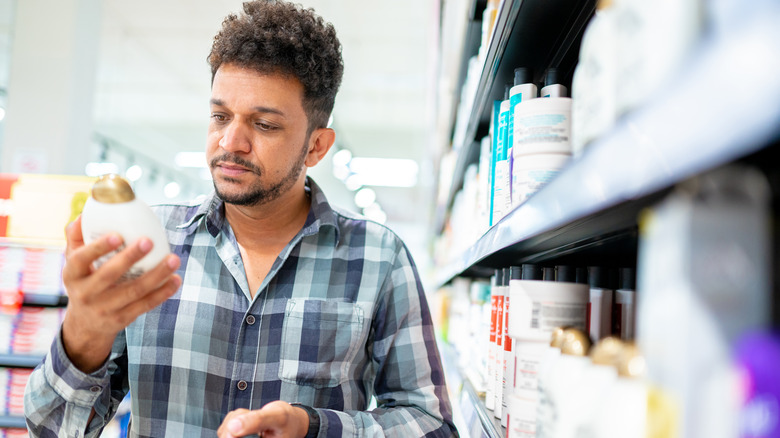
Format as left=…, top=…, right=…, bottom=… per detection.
left=44, top=328, right=111, bottom=408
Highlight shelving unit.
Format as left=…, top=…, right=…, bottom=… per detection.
left=434, top=0, right=596, bottom=233
left=0, top=237, right=69, bottom=436
left=433, top=0, right=780, bottom=436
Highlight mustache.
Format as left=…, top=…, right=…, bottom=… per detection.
left=210, top=154, right=261, bottom=174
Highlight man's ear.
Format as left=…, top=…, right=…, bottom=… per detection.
left=305, top=128, right=336, bottom=167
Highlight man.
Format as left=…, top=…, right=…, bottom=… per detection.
left=24, top=1, right=457, bottom=437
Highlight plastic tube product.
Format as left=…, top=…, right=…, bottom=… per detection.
left=506, top=264, right=544, bottom=438
left=587, top=266, right=614, bottom=341
left=81, top=174, right=170, bottom=281
left=494, top=268, right=507, bottom=418
left=613, top=268, right=636, bottom=340
left=508, top=68, right=536, bottom=211
left=541, top=68, right=568, bottom=98
left=493, top=85, right=513, bottom=222
left=501, top=266, right=521, bottom=427
left=486, top=270, right=500, bottom=411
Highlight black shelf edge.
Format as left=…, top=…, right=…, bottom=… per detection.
left=22, top=293, right=68, bottom=308
left=434, top=23, right=780, bottom=287
left=0, top=354, right=45, bottom=369
left=0, top=415, right=27, bottom=429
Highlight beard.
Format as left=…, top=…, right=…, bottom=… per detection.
left=210, top=140, right=309, bottom=207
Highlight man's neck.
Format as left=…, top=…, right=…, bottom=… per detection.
left=223, top=181, right=311, bottom=251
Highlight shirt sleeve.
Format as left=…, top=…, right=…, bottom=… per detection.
left=312, top=241, right=459, bottom=437
left=24, top=328, right=129, bottom=438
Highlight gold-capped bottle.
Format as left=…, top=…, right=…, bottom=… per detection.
left=80, top=174, right=171, bottom=281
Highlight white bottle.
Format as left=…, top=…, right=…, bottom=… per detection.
left=537, top=328, right=591, bottom=438
left=81, top=174, right=171, bottom=281
left=564, top=336, right=624, bottom=438
left=587, top=266, right=614, bottom=341
left=592, top=342, right=647, bottom=438
left=540, top=68, right=567, bottom=98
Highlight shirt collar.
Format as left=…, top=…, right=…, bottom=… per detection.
left=176, top=176, right=339, bottom=243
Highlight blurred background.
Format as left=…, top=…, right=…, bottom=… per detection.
left=0, top=0, right=442, bottom=274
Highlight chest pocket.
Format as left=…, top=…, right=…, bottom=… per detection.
left=279, top=299, right=370, bottom=388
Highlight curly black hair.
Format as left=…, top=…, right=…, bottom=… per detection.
left=208, top=0, right=344, bottom=133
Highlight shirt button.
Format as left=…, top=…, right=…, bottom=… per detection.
left=246, top=315, right=256, bottom=325
left=89, top=386, right=101, bottom=393
left=237, top=380, right=248, bottom=391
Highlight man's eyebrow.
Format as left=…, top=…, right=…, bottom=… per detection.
left=210, top=98, right=285, bottom=116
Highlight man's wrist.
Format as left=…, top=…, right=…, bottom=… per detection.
left=290, top=403, right=320, bottom=438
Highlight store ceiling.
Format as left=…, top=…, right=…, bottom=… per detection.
left=90, top=0, right=440, bottom=237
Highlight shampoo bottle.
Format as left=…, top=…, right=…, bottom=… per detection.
left=537, top=328, right=592, bottom=438
left=541, top=68, right=567, bottom=98
left=81, top=174, right=170, bottom=281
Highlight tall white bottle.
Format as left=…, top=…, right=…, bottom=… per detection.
left=81, top=174, right=171, bottom=281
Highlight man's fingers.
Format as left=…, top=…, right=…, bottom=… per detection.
left=228, top=402, right=289, bottom=437
left=88, top=237, right=155, bottom=286
left=217, top=409, right=250, bottom=438
left=63, top=232, right=123, bottom=281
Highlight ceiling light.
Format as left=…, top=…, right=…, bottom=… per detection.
left=332, top=149, right=352, bottom=167
left=354, top=188, right=376, bottom=208
left=175, top=151, right=207, bottom=168
left=164, top=182, right=181, bottom=199
left=363, top=203, right=387, bottom=224
left=125, top=165, right=143, bottom=182
left=348, top=158, right=418, bottom=188
left=345, top=174, right=362, bottom=191
left=85, top=162, right=119, bottom=177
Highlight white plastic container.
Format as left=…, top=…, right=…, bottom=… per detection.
left=614, top=267, right=636, bottom=340
left=511, top=153, right=570, bottom=206
left=536, top=328, right=591, bottom=438
left=561, top=336, right=623, bottom=438
left=513, top=97, right=573, bottom=157
left=81, top=174, right=170, bottom=281
left=587, top=266, right=614, bottom=341
left=508, top=278, right=589, bottom=343
left=571, top=0, right=617, bottom=155
left=592, top=342, right=647, bottom=438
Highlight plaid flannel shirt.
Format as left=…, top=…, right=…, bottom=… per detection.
left=24, top=177, right=457, bottom=437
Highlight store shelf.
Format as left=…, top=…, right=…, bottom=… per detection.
left=0, top=237, right=65, bottom=250
left=435, top=0, right=596, bottom=233
left=0, top=354, right=44, bottom=369
left=439, top=340, right=503, bottom=438
left=435, top=20, right=780, bottom=287
left=22, top=293, right=67, bottom=307
left=0, top=415, right=26, bottom=429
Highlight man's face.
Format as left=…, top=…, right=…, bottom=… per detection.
left=207, top=63, right=311, bottom=206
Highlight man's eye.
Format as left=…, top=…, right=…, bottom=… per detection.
left=211, top=114, right=227, bottom=122
left=256, top=122, right=277, bottom=131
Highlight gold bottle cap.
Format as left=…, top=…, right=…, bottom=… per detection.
left=617, top=342, right=646, bottom=378
left=560, top=328, right=592, bottom=356
left=91, top=174, right=136, bottom=203
left=590, top=336, right=624, bottom=366
left=550, top=326, right=569, bottom=348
